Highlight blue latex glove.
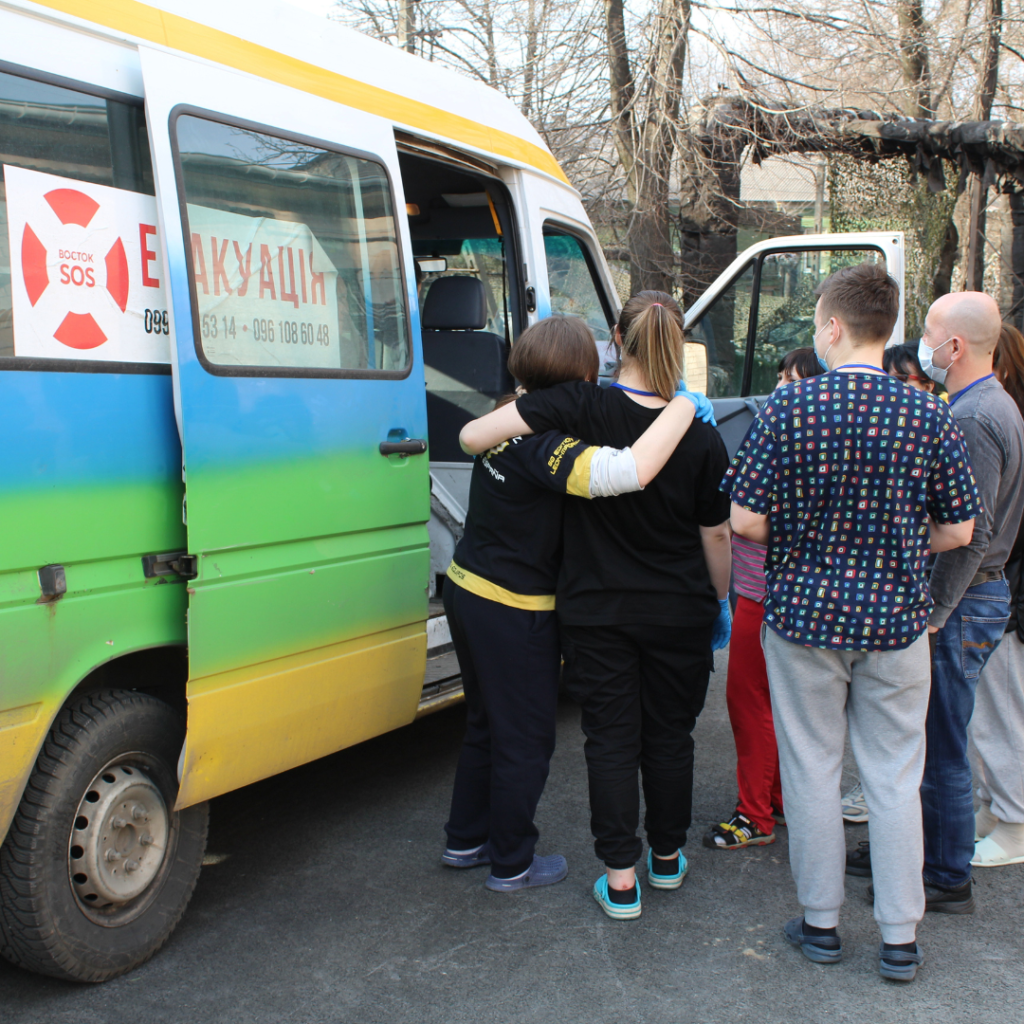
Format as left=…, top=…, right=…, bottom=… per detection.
left=710, top=597, right=732, bottom=651
left=675, top=384, right=717, bottom=427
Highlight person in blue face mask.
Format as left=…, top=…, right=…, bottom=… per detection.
left=913, top=293, right=1024, bottom=911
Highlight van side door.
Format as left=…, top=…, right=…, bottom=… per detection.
left=139, top=47, right=430, bottom=808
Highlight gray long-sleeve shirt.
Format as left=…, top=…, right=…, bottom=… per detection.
left=929, top=377, right=1024, bottom=627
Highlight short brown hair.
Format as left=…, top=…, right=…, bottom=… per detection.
left=508, top=314, right=599, bottom=391
left=815, top=263, right=899, bottom=343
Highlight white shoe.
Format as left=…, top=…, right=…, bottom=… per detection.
left=841, top=782, right=869, bottom=824
left=971, top=821, right=1024, bottom=866
left=971, top=835, right=1024, bottom=867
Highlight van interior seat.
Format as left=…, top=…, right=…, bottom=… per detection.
left=422, top=276, right=509, bottom=462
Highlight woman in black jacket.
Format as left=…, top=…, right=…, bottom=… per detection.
left=460, top=292, right=731, bottom=918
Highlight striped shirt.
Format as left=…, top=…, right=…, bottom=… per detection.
left=732, top=533, right=767, bottom=602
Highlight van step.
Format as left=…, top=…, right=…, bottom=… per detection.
left=417, top=650, right=462, bottom=718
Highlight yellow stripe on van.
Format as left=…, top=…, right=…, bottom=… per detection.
left=29, top=0, right=570, bottom=184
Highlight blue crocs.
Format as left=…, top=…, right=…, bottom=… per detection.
left=485, top=854, right=567, bottom=892
left=783, top=916, right=842, bottom=964
left=593, top=874, right=642, bottom=920
left=442, top=843, right=491, bottom=869
left=646, top=848, right=689, bottom=890
left=878, top=942, right=924, bottom=982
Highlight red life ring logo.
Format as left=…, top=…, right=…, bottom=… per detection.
left=21, top=189, right=131, bottom=349
left=5, top=165, right=170, bottom=364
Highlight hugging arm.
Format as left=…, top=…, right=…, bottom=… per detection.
left=628, top=396, right=696, bottom=487
left=462, top=393, right=699, bottom=487
left=460, top=402, right=533, bottom=455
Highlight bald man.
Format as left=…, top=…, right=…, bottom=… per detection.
left=918, top=292, right=1024, bottom=912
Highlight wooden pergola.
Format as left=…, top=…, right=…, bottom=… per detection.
left=691, top=96, right=1024, bottom=320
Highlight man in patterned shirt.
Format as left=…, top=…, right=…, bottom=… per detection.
left=724, top=263, right=978, bottom=982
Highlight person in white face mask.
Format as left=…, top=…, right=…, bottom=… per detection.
left=915, top=292, right=1024, bottom=909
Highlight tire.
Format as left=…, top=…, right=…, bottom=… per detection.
left=0, top=689, right=208, bottom=982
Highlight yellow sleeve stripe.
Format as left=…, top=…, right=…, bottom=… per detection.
left=446, top=561, right=555, bottom=611
left=566, top=446, right=597, bottom=499
left=31, top=0, right=569, bottom=184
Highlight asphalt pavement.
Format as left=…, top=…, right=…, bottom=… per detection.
left=2, top=647, right=1022, bottom=1024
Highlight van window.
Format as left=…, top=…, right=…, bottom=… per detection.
left=400, top=152, right=519, bottom=462
left=750, top=248, right=885, bottom=394
left=0, top=68, right=157, bottom=366
left=687, top=263, right=755, bottom=398
left=689, top=247, right=886, bottom=397
left=174, top=114, right=409, bottom=376
left=542, top=228, right=616, bottom=376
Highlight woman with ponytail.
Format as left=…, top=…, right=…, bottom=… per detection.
left=460, top=291, right=732, bottom=920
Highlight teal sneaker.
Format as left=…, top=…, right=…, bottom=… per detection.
left=593, top=874, right=642, bottom=920
left=646, top=848, right=689, bottom=890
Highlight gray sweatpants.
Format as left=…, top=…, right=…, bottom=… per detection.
left=762, top=628, right=931, bottom=944
left=970, top=632, right=1024, bottom=823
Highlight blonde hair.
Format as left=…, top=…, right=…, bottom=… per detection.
left=618, top=291, right=684, bottom=401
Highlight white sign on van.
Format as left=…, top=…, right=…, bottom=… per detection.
left=186, top=205, right=341, bottom=370
left=4, top=165, right=170, bottom=363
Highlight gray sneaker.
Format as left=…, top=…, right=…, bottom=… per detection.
left=485, top=854, right=568, bottom=892
left=879, top=942, right=924, bottom=981
left=841, top=782, right=869, bottom=823
left=442, top=843, right=491, bottom=869
left=783, top=916, right=842, bottom=964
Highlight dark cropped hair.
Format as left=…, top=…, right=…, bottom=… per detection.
left=508, top=314, right=599, bottom=392
left=778, top=347, right=822, bottom=380
left=883, top=343, right=926, bottom=381
left=815, top=262, right=900, bottom=343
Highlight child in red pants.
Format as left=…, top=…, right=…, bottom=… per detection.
left=703, top=535, right=783, bottom=847
left=703, top=347, right=822, bottom=849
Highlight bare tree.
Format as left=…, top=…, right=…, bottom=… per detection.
left=966, top=0, right=1003, bottom=289
left=605, top=0, right=691, bottom=292
left=897, top=0, right=933, bottom=117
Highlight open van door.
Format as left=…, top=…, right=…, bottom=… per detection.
left=139, top=47, right=430, bottom=808
left=684, top=233, right=905, bottom=455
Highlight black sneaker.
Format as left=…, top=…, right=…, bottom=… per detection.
left=924, top=878, right=975, bottom=915
left=868, top=877, right=976, bottom=914
left=846, top=840, right=872, bottom=877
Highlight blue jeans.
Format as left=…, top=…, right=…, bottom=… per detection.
left=922, top=578, right=1010, bottom=888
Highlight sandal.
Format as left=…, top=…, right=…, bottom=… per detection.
left=702, top=811, right=775, bottom=850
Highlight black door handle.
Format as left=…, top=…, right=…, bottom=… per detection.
left=379, top=439, right=427, bottom=457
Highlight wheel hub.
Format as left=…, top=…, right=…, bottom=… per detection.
left=69, top=761, right=169, bottom=907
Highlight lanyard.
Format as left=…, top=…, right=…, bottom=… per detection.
left=834, top=363, right=886, bottom=374
left=610, top=382, right=659, bottom=397
left=949, top=373, right=995, bottom=406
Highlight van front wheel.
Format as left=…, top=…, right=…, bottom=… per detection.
left=0, top=689, right=208, bottom=982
